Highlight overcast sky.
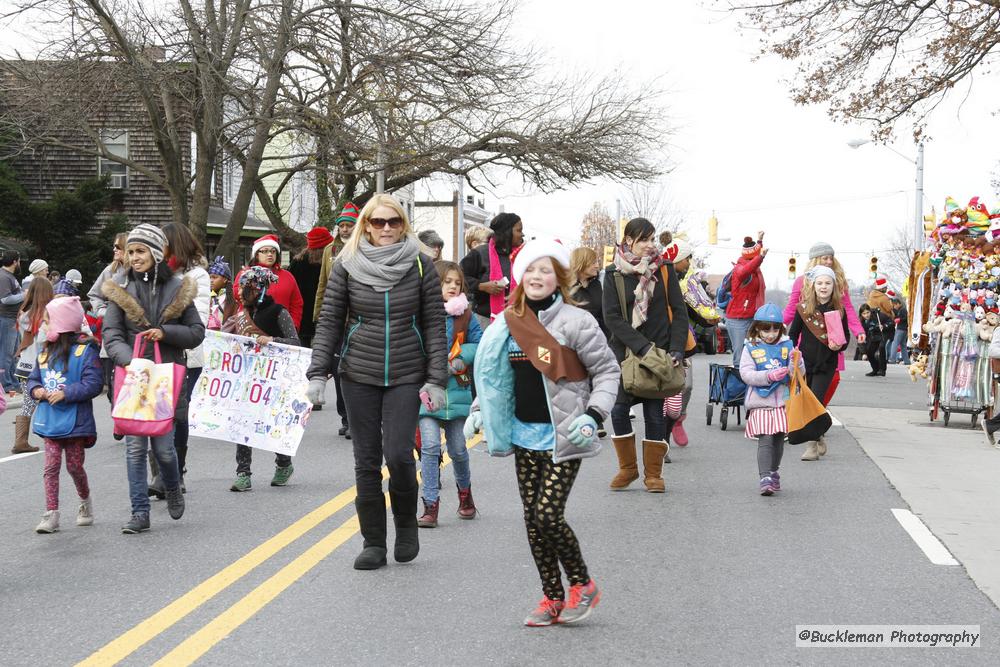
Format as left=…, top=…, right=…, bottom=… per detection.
left=5, top=1, right=1000, bottom=290
left=487, top=0, right=1000, bottom=290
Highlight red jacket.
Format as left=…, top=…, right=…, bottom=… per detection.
left=725, top=254, right=766, bottom=319
left=233, top=266, right=304, bottom=329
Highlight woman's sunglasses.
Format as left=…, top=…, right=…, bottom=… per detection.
left=369, top=217, right=403, bottom=229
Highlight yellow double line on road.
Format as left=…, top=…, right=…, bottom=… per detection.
left=79, top=436, right=481, bottom=666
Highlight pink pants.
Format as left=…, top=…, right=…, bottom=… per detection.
left=43, top=438, right=90, bottom=511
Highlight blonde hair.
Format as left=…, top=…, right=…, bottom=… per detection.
left=508, top=258, right=577, bottom=316
left=801, top=273, right=843, bottom=317
left=570, top=247, right=598, bottom=281
left=338, top=194, right=413, bottom=261
left=111, top=232, right=129, bottom=273
left=804, top=256, right=848, bottom=295
left=465, top=225, right=492, bottom=252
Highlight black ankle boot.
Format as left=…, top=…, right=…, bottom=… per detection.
left=389, top=483, right=419, bottom=563
left=353, top=496, right=387, bottom=570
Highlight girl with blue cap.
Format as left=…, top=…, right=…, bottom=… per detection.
left=739, top=302, right=803, bottom=496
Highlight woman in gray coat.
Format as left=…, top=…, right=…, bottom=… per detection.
left=307, top=194, right=448, bottom=571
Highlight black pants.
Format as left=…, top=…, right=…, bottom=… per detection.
left=806, top=368, right=837, bottom=409
left=173, top=367, right=202, bottom=473
left=340, top=379, right=419, bottom=501
left=236, top=445, right=291, bottom=475
left=332, top=356, right=347, bottom=423
left=866, top=337, right=887, bottom=374
left=514, top=447, right=588, bottom=601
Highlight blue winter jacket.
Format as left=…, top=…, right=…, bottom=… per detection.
left=26, top=339, right=104, bottom=440
left=419, top=311, right=483, bottom=421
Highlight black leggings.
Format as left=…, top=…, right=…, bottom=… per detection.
left=514, top=448, right=588, bottom=601
left=806, top=368, right=837, bottom=408
left=866, top=338, right=887, bottom=373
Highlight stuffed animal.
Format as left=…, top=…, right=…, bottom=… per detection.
left=978, top=311, right=1000, bottom=341
left=909, top=354, right=929, bottom=382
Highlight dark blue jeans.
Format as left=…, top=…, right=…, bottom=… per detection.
left=0, top=316, right=20, bottom=392
left=611, top=396, right=667, bottom=442
left=126, top=431, right=180, bottom=514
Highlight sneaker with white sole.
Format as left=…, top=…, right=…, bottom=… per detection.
left=559, top=580, right=600, bottom=624
left=77, top=497, right=94, bottom=526
left=524, top=596, right=564, bottom=627
left=35, top=510, right=60, bottom=534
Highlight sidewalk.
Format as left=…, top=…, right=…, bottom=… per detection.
left=835, top=398, right=1000, bottom=610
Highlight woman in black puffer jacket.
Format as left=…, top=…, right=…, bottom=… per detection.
left=307, top=194, right=448, bottom=571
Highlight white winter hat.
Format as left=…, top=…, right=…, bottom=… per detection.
left=65, top=268, right=83, bottom=285
left=29, top=259, right=48, bottom=275
left=512, top=238, right=571, bottom=284
left=663, top=237, right=693, bottom=263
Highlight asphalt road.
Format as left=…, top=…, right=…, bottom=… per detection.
left=0, top=356, right=997, bottom=666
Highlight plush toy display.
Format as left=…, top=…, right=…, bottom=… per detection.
left=978, top=311, right=1000, bottom=341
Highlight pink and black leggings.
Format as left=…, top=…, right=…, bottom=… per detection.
left=43, top=438, right=91, bottom=511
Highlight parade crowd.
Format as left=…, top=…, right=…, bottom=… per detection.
left=0, top=196, right=912, bottom=626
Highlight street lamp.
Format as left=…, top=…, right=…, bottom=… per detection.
left=848, top=138, right=925, bottom=249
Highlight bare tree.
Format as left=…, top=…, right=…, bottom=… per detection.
left=730, top=0, right=1000, bottom=141
left=620, top=180, right=683, bottom=234
left=883, top=223, right=915, bottom=287
left=579, top=202, right=617, bottom=252
left=3, top=0, right=671, bottom=257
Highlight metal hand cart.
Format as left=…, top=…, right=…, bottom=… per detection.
left=706, top=363, right=746, bottom=431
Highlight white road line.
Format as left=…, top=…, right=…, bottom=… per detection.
left=0, top=452, right=41, bottom=464
left=829, top=413, right=842, bottom=427
left=891, top=509, right=959, bottom=566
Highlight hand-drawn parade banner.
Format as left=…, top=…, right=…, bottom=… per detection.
left=190, top=330, right=313, bottom=456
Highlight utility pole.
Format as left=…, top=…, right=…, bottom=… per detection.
left=914, top=142, right=925, bottom=250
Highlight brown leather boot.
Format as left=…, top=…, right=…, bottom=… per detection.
left=12, top=415, right=39, bottom=454
left=642, top=440, right=668, bottom=493
left=610, top=433, right=639, bottom=490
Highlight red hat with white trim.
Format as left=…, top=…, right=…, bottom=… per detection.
left=874, top=274, right=889, bottom=291
left=252, top=234, right=281, bottom=257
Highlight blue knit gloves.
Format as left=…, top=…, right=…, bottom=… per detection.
left=567, top=414, right=598, bottom=448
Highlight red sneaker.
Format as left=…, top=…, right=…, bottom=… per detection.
left=559, top=580, right=600, bottom=624
left=524, top=596, right=564, bottom=627
left=672, top=416, right=689, bottom=447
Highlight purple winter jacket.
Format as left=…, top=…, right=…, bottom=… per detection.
left=738, top=337, right=806, bottom=410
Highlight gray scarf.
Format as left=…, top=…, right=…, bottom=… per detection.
left=341, top=236, right=421, bottom=292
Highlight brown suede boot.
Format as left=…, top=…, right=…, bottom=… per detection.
left=610, top=433, right=639, bottom=490
left=642, top=440, right=668, bottom=493
left=12, top=415, right=39, bottom=454
left=816, top=436, right=827, bottom=457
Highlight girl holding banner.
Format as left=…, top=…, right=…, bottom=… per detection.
left=223, top=266, right=301, bottom=491
left=308, top=194, right=448, bottom=572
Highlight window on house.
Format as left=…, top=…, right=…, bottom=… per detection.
left=99, top=130, right=129, bottom=189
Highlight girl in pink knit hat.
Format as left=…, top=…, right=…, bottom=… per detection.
left=26, top=297, right=104, bottom=534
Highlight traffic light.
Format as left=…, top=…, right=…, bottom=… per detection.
left=788, top=256, right=796, bottom=279
left=603, top=245, right=615, bottom=267
left=923, top=212, right=937, bottom=235
left=708, top=213, right=719, bottom=245
left=870, top=256, right=878, bottom=278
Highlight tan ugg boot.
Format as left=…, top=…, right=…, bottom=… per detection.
left=610, top=433, right=639, bottom=490
left=12, top=415, right=39, bottom=454
left=801, top=441, right=820, bottom=461
left=642, top=440, right=668, bottom=493
left=817, top=436, right=827, bottom=457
